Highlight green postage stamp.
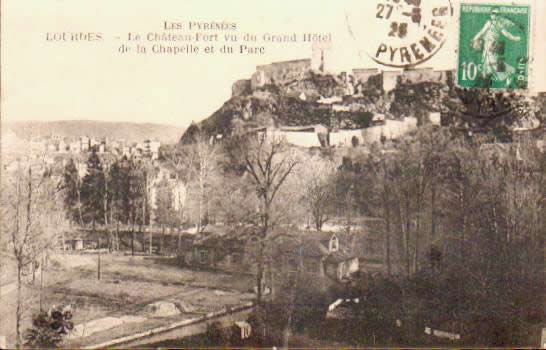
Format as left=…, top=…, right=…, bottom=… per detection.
left=457, top=3, right=531, bottom=89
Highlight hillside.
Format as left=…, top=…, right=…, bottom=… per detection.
left=4, top=120, right=185, bottom=144
left=181, top=66, right=542, bottom=145
left=180, top=71, right=388, bottom=144
left=1, top=127, right=28, bottom=152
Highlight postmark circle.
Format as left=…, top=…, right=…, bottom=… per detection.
left=345, top=0, right=453, bottom=68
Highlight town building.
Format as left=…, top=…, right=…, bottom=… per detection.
left=30, top=137, right=46, bottom=153
left=90, top=138, right=100, bottom=149
left=143, top=139, right=161, bottom=159
left=69, top=141, right=82, bottom=153
left=80, top=136, right=90, bottom=152
left=58, top=140, right=68, bottom=153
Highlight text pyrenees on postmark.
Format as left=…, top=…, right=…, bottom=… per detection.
left=457, top=3, right=531, bottom=89
left=345, top=0, right=453, bottom=68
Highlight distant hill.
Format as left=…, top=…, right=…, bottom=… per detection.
left=1, top=127, right=29, bottom=160
left=4, top=120, right=185, bottom=144
left=1, top=127, right=28, bottom=150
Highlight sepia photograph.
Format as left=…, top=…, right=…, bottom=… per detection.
left=1, top=0, right=544, bottom=348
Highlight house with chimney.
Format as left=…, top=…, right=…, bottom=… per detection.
left=181, top=226, right=260, bottom=270
left=276, top=231, right=359, bottom=282
left=179, top=225, right=359, bottom=282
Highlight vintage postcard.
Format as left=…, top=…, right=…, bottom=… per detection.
left=1, top=0, right=544, bottom=348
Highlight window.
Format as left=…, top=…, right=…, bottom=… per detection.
left=330, top=236, right=339, bottom=252
left=351, top=136, right=360, bottom=147
left=339, top=262, right=347, bottom=279
left=200, top=250, right=208, bottom=264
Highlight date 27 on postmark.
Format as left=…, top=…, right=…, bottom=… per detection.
left=345, top=0, right=453, bottom=68
left=457, top=3, right=531, bottom=89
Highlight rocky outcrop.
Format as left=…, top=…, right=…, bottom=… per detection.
left=179, top=66, right=467, bottom=144
left=231, top=79, right=251, bottom=98
left=144, top=301, right=180, bottom=317
left=180, top=71, right=361, bottom=142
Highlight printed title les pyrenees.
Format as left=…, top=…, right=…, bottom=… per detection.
left=164, top=20, right=332, bottom=43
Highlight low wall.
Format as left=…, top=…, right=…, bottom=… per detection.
left=82, top=302, right=254, bottom=349
left=330, top=129, right=365, bottom=147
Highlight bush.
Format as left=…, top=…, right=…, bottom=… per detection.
left=24, top=306, right=74, bottom=348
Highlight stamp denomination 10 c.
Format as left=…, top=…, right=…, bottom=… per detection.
left=457, top=3, right=531, bottom=89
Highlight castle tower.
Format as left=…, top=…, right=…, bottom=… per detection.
left=382, top=71, right=402, bottom=93
left=311, top=41, right=333, bottom=73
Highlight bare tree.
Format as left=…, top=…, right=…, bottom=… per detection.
left=408, top=126, right=450, bottom=272
left=162, top=144, right=191, bottom=251
left=365, top=145, right=395, bottom=276
left=211, top=172, right=260, bottom=227
left=243, top=135, right=299, bottom=303
left=1, top=156, right=66, bottom=347
left=297, top=156, right=336, bottom=231
left=179, top=134, right=218, bottom=233
left=442, top=138, right=486, bottom=263
left=154, top=176, right=179, bottom=254
left=62, top=156, right=84, bottom=227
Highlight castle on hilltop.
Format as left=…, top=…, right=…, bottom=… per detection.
left=245, top=44, right=454, bottom=93
left=251, top=59, right=312, bottom=89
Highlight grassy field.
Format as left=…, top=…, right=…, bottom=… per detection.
left=1, top=252, right=255, bottom=348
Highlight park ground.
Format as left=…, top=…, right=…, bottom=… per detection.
left=0, top=252, right=255, bottom=348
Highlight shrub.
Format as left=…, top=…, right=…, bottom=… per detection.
left=24, top=306, right=74, bottom=348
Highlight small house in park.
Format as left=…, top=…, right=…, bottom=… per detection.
left=324, top=250, right=360, bottom=281
left=183, top=226, right=260, bottom=270
left=277, top=231, right=359, bottom=282
left=65, top=238, right=85, bottom=251
left=190, top=234, right=220, bottom=267
left=174, top=233, right=198, bottom=263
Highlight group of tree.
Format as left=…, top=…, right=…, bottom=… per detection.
left=322, top=126, right=544, bottom=346
left=1, top=156, right=68, bottom=347
left=62, top=149, right=156, bottom=252
left=62, top=140, right=221, bottom=254
left=231, top=124, right=543, bottom=347
left=58, top=101, right=543, bottom=347
left=64, top=151, right=144, bottom=227
left=176, top=118, right=543, bottom=345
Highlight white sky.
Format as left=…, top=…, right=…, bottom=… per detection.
left=1, top=0, right=545, bottom=127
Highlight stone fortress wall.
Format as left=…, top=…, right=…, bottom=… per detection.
left=249, top=56, right=453, bottom=93
left=251, top=59, right=312, bottom=89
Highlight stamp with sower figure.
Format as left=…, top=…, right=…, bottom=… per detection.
left=457, top=3, right=531, bottom=89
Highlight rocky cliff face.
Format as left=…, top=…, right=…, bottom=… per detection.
left=180, top=66, right=540, bottom=145
left=180, top=70, right=388, bottom=143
